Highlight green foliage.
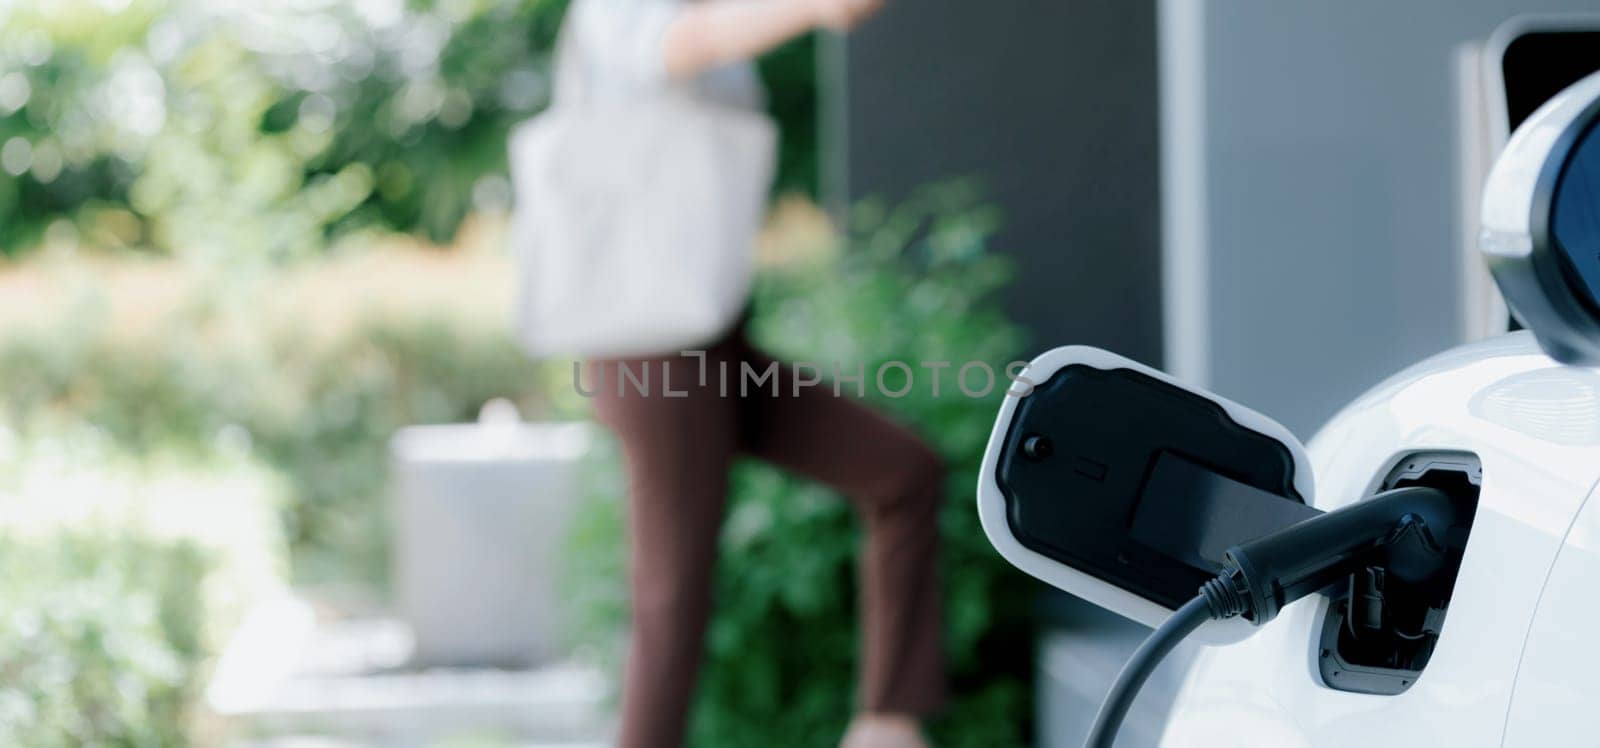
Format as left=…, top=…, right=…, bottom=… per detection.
left=757, top=33, right=820, bottom=199
left=0, top=533, right=210, bottom=747
left=282, top=0, right=573, bottom=243
left=0, top=0, right=819, bottom=257
left=0, top=0, right=572, bottom=256
left=565, top=184, right=1039, bottom=747
left=0, top=309, right=556, bottom=587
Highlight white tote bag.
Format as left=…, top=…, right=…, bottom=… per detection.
left=507, top=17, right=777, bottom=359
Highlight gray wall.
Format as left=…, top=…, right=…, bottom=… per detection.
left=1163, top=0, right=1600, bottom=437
left=827, top=1, right=1163, bottom=364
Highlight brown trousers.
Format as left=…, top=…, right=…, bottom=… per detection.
left=589, top=325, right=947, bottom=748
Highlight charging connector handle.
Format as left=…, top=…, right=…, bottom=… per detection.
left=1084, top=486, right=1459, bottom=748
left=1222, top=486, right=1457, bottom=625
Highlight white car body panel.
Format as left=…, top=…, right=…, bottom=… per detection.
left=1162, top=332, right=1600, bottom=747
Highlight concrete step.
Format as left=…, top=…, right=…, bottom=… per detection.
left=208, top=596, right=612, bottom=747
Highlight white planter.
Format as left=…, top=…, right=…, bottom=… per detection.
left=390, top=409, right=592, bottom=667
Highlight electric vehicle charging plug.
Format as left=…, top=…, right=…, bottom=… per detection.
left=1085, top=486, right=1460, bottom=748
left=1220, top=486, right=1459, bottom=626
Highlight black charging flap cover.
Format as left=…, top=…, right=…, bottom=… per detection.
left=976, top=346, right=1314, bottom=640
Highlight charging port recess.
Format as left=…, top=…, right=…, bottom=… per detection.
left=1316, top=453, right=1481, bottom=695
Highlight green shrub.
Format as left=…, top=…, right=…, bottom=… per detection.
left=0, top=533, right=210, bottom=747
left=565, top=183, right=1040, bottom=747
left=0, top=0, right=573, bottom=256
left=249, top=316, right=559, bottom=585
left=0, top=309, right=558, bottom=587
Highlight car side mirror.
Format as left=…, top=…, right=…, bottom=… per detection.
left=977, top=346, right=1316, bottom=642
left=1482, top=69, right=1600, bottom=364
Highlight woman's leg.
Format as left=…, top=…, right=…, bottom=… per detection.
left=591, top=352, right=740, bottom=748
left=735, top=347, right=948, bottom=716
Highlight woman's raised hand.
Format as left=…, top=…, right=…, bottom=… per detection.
left=663, top=0, right=887, bottom=80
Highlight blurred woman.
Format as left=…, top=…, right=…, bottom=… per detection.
left=558, top=1, right=947, bottom=747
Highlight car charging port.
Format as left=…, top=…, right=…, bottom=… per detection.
left=1317, top=453, right=1481, bottom=694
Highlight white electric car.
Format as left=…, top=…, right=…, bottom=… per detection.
left=979, top=71, right=1600, bottom=747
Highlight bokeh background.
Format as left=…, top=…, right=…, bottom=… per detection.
left=0, top=1, right=1035, bottom=745
left=8, top=0, right=1596, bottom=746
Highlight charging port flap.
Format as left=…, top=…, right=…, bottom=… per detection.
left=984, top=348, right=1315, bottom=621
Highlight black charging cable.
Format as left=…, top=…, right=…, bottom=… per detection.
left=1082, top=593, right=1215, bottom=747
left=1084, top=486, right=1460, bottom=748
